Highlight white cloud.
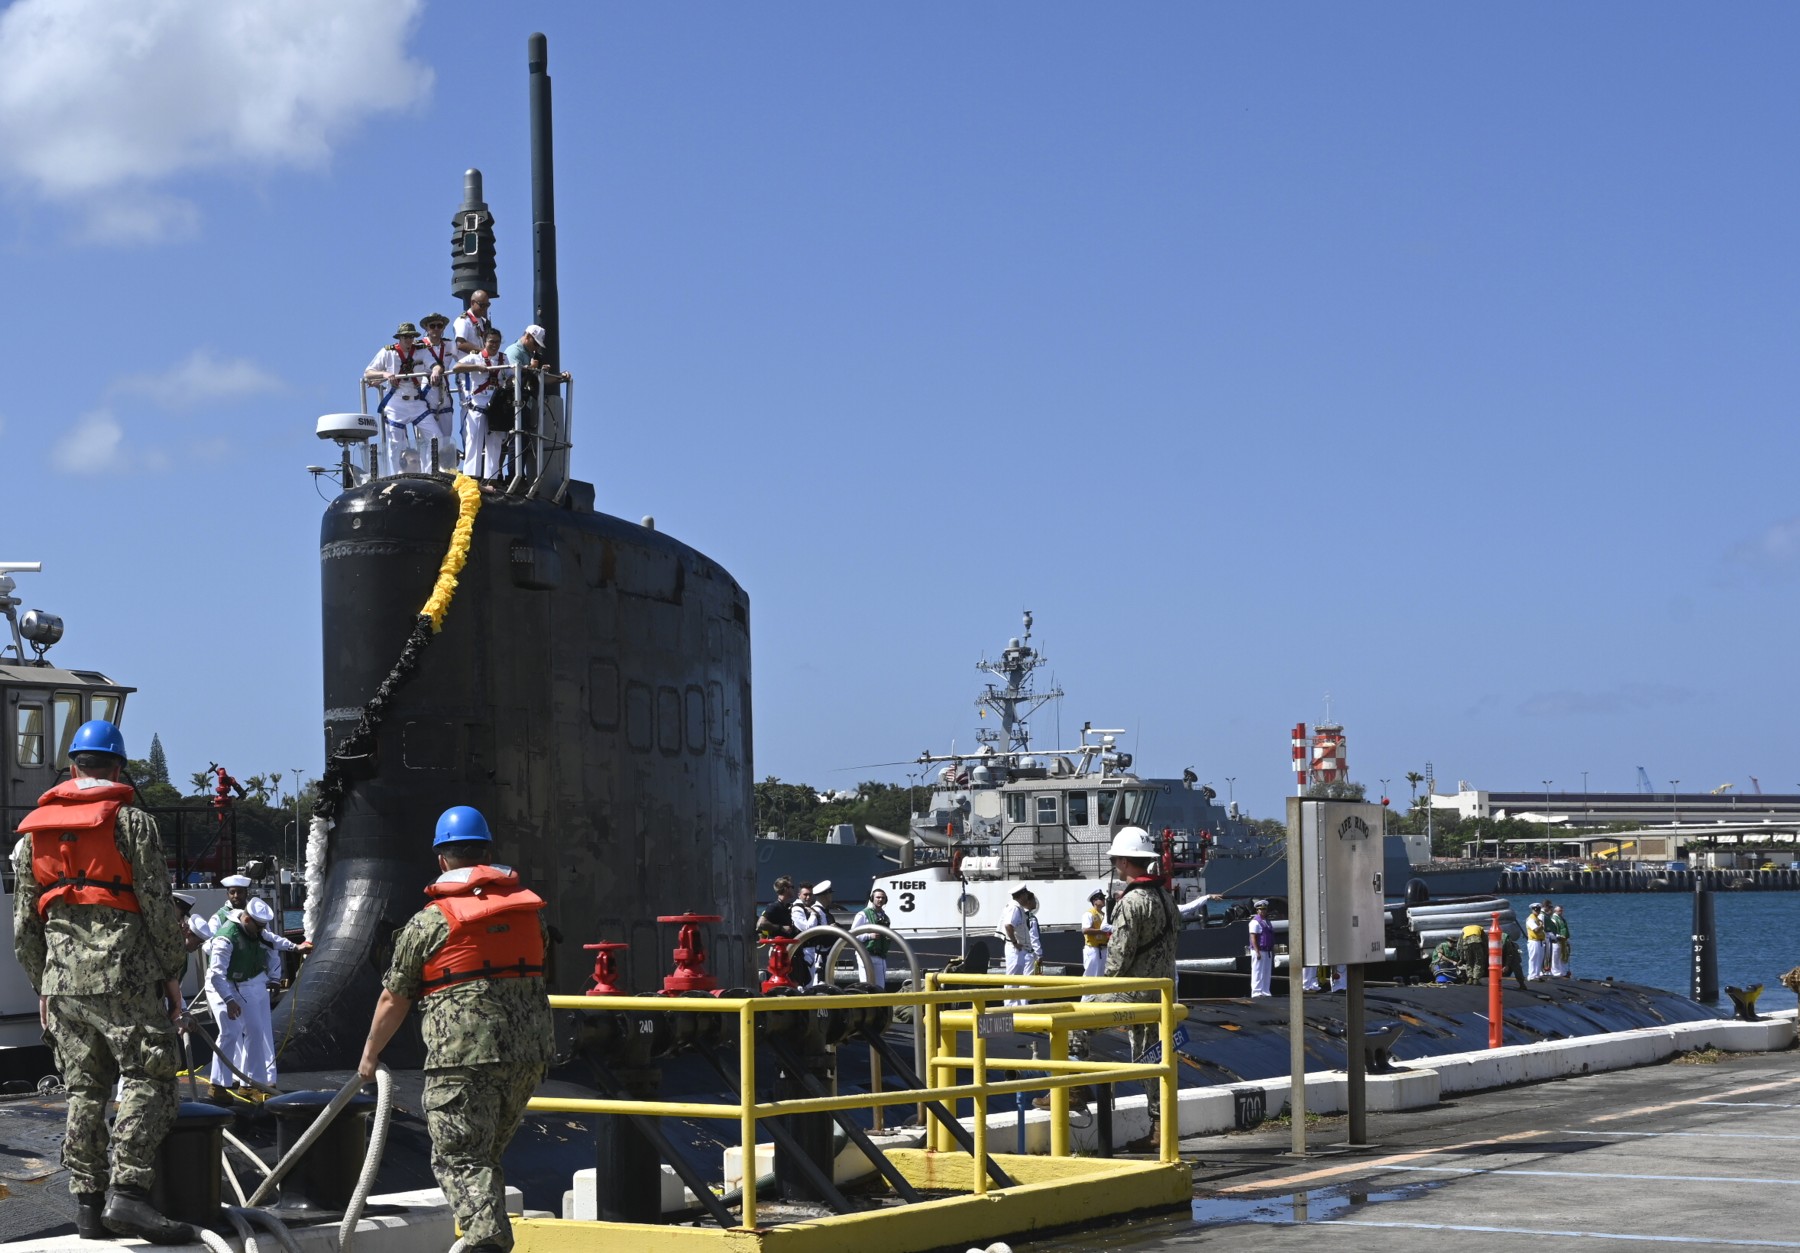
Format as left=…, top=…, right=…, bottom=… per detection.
left=0, top=0, right=432, bottom=241
left=114, top=348, right=283, bottom=411
left=51, top=410, right=134, bottom=475
left=1729, top=517, right=1800, bottom=572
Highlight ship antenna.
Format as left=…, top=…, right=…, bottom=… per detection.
left=528, top=32, right=559, bottom=369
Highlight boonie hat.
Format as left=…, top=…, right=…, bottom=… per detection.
left=393, top=321, right=420, bottom=338
left=420, top=311, right=450, bottom=328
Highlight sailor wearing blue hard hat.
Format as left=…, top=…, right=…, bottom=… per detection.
left=11, top=719, right=194, bottom=1242
left=358, top=806, right=553, bottom=1252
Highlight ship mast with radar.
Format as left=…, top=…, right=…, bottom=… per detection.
left=972, top=611, right=1062, bottom=761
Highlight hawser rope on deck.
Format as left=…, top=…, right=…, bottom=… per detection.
left=305, top=475, right=483, bottom=938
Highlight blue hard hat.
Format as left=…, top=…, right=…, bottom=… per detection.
left=69, top=720, right=126, bottom=760
left=433, top=805, right=492, bottom=847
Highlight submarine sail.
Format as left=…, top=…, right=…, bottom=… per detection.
left=276, top=34, right=754, bottom=1067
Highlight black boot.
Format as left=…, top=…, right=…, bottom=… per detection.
left=101, top=1187, right=194, bottom=1245
left=73, top=1192, right=107, bottom=1240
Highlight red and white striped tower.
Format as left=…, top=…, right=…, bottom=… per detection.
left=1292, top=723, right=1309, bottom=795
left=1311, top=723, right=1347, bottom=786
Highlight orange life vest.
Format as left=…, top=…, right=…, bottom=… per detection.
left=419, top=864, right=547, bottom=995
left=17, top=779, right=140, bottom=917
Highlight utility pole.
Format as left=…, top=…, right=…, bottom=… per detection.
left=1225, top=777, right=1236, bottom=807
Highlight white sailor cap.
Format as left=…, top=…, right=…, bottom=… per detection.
left=221, top=874, right=253, bottom=889
left=248, top=898, right=276, bottom=924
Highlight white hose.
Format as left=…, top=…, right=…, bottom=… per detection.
left=221, top=1150, right=248, bottom=1207
left=223, top=1130, right=275, bottom=1180
left=192, top=1225, right=235, bottom=1253
left=336, top=1065, right=394, bottom=1253
left=231, top=1206, right=304, bottom=1253
left=223, top=1206, right=261, bottom=1253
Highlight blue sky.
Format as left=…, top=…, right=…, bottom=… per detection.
left=4, top=2, right=1796, bottom=814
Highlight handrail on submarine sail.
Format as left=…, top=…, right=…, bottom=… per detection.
left=350, top=363, right=572, bottom=498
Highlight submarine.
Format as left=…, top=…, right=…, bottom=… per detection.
left=277, top=34, right=754, bottom=1068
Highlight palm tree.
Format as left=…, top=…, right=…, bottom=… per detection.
left=1405, top=771, right=1424, bottom=806
left=189, top=770, right=213, bottom=796
left=269, top=771, right=284, bottom=804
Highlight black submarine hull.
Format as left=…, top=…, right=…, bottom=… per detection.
left=277, top=476, right=754, bottom=1067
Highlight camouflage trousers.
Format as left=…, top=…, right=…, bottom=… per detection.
left=424, top=1061, right=545, bottom=1251
left=1069, top=989, right=1166, bottom=1118
left=45, top=989, right=180, bottom=1194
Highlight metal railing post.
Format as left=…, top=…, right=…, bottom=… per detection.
left=923, top=972, right=943, bottom=1151
left=1160, top=979, right=1178, bottom=1162
left=971, top=990, right=989, bottom=1195
left=1049, top=1026, right=1071, bottom=1157
left=739, top=1001, right=757, bottom=1231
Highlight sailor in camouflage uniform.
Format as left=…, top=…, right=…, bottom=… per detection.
left=358, top=806, right=552, bottom=1253
left=1071, top=825, right=1181, bottom=1151
left=10, top=721, right=192, bottom=1243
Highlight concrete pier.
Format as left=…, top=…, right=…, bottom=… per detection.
left=1026, top=1047, right=1800, bottom=1249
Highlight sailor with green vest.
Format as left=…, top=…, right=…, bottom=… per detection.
left=206, top=874, right=253, bottom=936
left=204, top=901, right=282, bottom=1094
left=856, top=888, right=892, bottom=988
left=358, top=806, right=553, bottom=1253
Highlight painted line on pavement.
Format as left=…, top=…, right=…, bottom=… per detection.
left=1379, top=1164, right=1800, bottom=1186
left=1563, top=1130, right=1800, bottom=1142
left=1697, top=1101, right=1800, bottom=1109
left=1211, top=1130, right=1544, bottom=1195
left=1588, top=1075, right=1800, bottom=1123
left=1316, top=1219, right=1800, bottom=1247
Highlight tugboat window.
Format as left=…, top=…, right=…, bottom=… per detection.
left=1121, top=789, right=1156, bottom=825
left=1067, top=791, right=1090, bottom=826
left=1035, top=795, right=1059, bottom=825
left=50, top=692, right=80, bottom=767
left=16, top=704, right=44, bottom=767
left=90, top=693, right=121, bottom=724
left=1006, top=793, right=1028, bottom=824
left=1095, top=791, right=1117, bottom=826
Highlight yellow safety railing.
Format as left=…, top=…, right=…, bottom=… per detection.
left=533, top=973, right=1183, bottom=1231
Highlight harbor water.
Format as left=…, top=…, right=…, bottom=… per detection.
left=1505, top=892, right=1799, bottom=1012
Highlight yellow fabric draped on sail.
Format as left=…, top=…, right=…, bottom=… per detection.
left=419, top=474, right=483, bottom=632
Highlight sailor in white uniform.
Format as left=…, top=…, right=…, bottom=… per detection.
left=1524, top=904, right=1547, bottom=981
left=203, top=874, right=254, bottom=938
left=1248, top=900, right=1276, bottom=998
left=453, top=328, right=514, bottom=479
left=1081, top=889, right=1111, bottom=979
left=204, top=909, right=282, bottom=1093
left=364, top=322, right=448, bottom=475
left=999, top=886, right=1041, bottom=1005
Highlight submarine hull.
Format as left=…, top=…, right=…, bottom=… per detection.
left=279, top=476, right=753, bottom=1067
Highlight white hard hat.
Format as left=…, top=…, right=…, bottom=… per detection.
left=248, top=898, right=276, bottom=924
left=1106, top=826, right=1159, bottom=860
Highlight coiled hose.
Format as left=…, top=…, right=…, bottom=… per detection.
left=214, top=1068, right=393, bottom=1251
